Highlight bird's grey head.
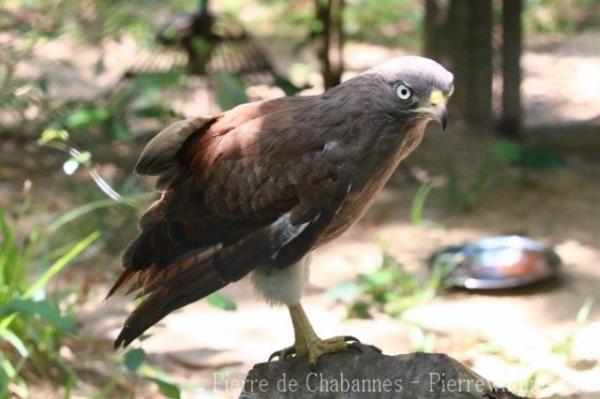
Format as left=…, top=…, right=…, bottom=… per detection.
left=363, top=56, right=454, bottom=131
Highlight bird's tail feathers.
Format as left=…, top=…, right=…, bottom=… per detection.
left=112, top=210, right=312, bottom=349
left=112, top=248, right=231, bottom=349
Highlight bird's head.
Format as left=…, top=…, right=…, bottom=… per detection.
left=364, top=56, right=454, bottom=131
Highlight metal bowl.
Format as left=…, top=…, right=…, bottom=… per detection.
left=428, top=235, right=561, bottom=290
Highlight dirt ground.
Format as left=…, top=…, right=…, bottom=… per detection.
left=2, top=30, right=600, bottom=398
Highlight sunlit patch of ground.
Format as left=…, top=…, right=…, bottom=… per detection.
left=523, top=31, right=600, bottom=126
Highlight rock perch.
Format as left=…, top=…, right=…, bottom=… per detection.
left=240, top=344, right=526, bottom=398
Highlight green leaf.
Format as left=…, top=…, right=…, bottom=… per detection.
left=139, top=365, right=182, bottom=399
left=37, top=129, right=69, bottom=146
left=0, top=329, right=28, bottom=357
left=108, top=117, right=132, bottom=141
left=151, top=378, right=181, bottom=399
left=65, top=106, right=110, bottom=129
left=26, top=231, right=100, bottom=298
left=48, top=198, right=127, bottom=233
left=358, top=269, right=396, bottom=289
left=132, top=72, right=183, bottom=92
left=491, top=139, right=522, bottom=163
left=191, top=37, right=212, bottom=59
left=133, top=103, right=172, bottom=118
left=0, top=354, right=16, bottom=379
left=0, top=299, right=75, bottom=332
left=326, top=281, right=360, bottom=302
left=576, top=297, right=594, bottom=324
left=347, top=301, right=371, bottom=319
left=516, top=145, right=567, bottom=170
left=124, top=348, right=145, bottom=372
left=90, top=379, right=118, bottom=399
left=36, top=77, right=49, bottom=93
left=71, top=151, right=91, bottom=165
left=205, top=293, right=236, bottom=311
left=212, top=71, right=248, bottom=110
left=94, top=57, right=106, bottom=75
left=410, top=181, right=433, bottom=226
left=63, top=151, right=92, bottom=176
left=409, top=325, right=436, bottom=353
left=274, top=74, right=303, bottom=96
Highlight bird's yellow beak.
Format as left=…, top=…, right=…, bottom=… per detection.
left=430, top=90, right=445, bottom=107
left=429, top=90, right=448, bottom=132
left=412, top=89, right=450, bottom=131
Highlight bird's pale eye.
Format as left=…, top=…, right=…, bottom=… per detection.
left=396, top=84, right=412, bottom=100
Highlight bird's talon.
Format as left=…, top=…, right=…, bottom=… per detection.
left=344, top=335, right=360, bottom=344
left=347, top=342, right=364, bottom=353
left=268, top=351, right=279, bottom=362
left=269, top=346, right=297, bottom=362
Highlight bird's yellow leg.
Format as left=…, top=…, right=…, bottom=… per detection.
left=269, top=303, right=359, bottom=367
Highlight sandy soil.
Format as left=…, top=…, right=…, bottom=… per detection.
left=522, top=31, right=600, bottom=126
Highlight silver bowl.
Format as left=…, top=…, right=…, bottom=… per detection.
left=428, top=235, right=561, bottom=290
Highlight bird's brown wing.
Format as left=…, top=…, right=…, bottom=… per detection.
left=115, top=95, right=328, bottom=277
left=110, top=95, right=351, bottom=348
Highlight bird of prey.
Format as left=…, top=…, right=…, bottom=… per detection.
left=108, top=56, right=453, bottom=366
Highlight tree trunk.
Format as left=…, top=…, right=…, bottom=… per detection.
left=445, top=0, right=493, bottom=133
left=316, top=0, right=344, bottom=90
left=423, top=0, right=447, bottom=60
left=498, top=0, right=523, bottom=138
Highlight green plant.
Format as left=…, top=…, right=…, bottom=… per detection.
left=443, top=139, right=566, bottom=211
left=550, top=296, right=594, bottom=357
left=326, top=249, right=459, bottom=355
left=211, top=71, right=249, bottom=110
left=407, top=323, right=436, bottom=353
left=492, top=139, right=567, bottom=172
left=524, top=0, right=600, bottom=33
left=410, top=180, right=443, bottom=228
left=344, top=0, right=422, bottom=47
left=120, top=348, right=182, bottom=399
left=329, top=249, right=457, bottom=319
left=0, top=210, right=100, bottom=396
left=514, top=368, right=554, bottom=398
left=444, top=152, right=496, bottom=211
left=59, top=70, right=185, bottom=142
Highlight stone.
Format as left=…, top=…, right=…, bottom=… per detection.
left=240, top=343, right=526, bottom=398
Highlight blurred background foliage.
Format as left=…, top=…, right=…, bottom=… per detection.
left=1, top=0, right=599, bottom=397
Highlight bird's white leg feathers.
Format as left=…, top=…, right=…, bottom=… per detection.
left=253, top=256, right=363, bottom=366
left=252, top=256, right=310, bottom=306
